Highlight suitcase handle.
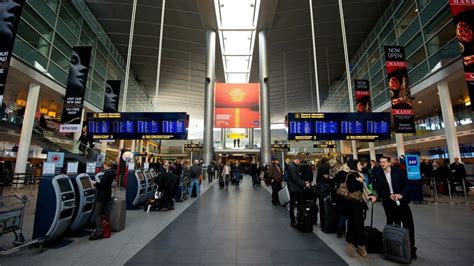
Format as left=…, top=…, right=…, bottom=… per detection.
left=370, top=201, right=375, bottom=228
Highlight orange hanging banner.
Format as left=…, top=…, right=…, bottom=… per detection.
left=214, top=83, right=260, bottom=128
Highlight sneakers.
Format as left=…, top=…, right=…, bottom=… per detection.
left=345, top=244, right=357, bottom=257
left=357, top=246, right=368, bottom=257
left=89, top=234, right=103, bottom=241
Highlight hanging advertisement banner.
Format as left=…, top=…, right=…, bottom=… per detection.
left=384, top=46, right=415, bottom=133
left=214, top=83, right=260, bottom=128
left=103, top=80, right=121, bottom=113
left=354, top=80, right=371, bottom=113
left=60, top=46, right=92, bottom=132
left=449, top=1, right=474, bottom=111
left=0, top=0, right=25, bottom=105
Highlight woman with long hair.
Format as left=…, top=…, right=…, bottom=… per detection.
left=342, top=159, right=376, bottom=257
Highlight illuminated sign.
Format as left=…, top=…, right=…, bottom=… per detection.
left=87, top=112, right=188, bottom=140
left=288, top=112, right=391, bottom=141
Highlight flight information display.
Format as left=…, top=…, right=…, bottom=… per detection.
left=87, top=112, right=188, bottom=140
left=288, top=112, right=391, bottom=141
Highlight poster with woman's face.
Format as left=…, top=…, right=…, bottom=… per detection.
left=0, top=0, right=24, bottom=104
left=104, top=80, right=121, bottom=113
left=449, top=1, right=474, bottom=111
left=60, top=46, right=92, bottom=133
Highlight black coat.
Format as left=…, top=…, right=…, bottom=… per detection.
left=287, top=162, right=305, bottom=193
left=96, top=168, right=115, bottom=203
left=300, top=163, right=313, bottom=182
left=316, top=163, right=330, bottom=183
left=450, top=163, right=467, bottom=179
left=373, top=166, right=410, bottom=206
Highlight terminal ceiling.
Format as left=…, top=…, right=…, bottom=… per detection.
left=85, top=0, right=391, bottom=124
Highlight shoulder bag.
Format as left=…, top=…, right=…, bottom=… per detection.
left=336, top=173, right=363, bottom=202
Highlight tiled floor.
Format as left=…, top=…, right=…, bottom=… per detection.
left=125, top=178, right=346, bottom=266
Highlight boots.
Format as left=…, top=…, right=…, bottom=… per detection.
left=357, top=246, right=368, bottom=257
left=345, top=243, right=357, bottom=257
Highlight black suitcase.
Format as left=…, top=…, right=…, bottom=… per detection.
left=320, top=195, right=338, bottom=233
left=365, top=202, right=383, bottom=253
left=219, top=177, right=225, bottom=188
left=383, top=224, right=411, bottom=264
left=296, top=201, right=314, bottom=233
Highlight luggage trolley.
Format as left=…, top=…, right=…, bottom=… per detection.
left=0, top=195, right=41, bottom=255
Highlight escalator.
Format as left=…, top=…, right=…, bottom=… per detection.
left=0, top=105, right=115, bottom=164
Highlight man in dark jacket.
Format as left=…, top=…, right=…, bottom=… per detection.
left=288, top=157, right=309, bottom=227
left=90, top=160, right=116, bottom=240
left=450, top=157, right=467, bottom=180
left=268, top=158, right=283, bottom=205
left=189, top=160, right=201, bottom=196
left=317, top=158, right=330, bottom=184
left=373, top=156, right=417, bottom=259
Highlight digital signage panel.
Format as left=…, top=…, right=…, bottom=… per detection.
left=287, top=112, right=391, bottom=141
left=87, top=112, right=188, bottom=140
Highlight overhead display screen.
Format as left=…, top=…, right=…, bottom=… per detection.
left=288, top=112, right=391, bottom=141
left=87, top=112, right=188, bottom=140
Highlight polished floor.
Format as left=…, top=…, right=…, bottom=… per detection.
left=125, top=178, right=346, bottom=265
left=1, top=176, right=473, bottom=265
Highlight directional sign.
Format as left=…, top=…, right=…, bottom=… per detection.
left=184, top=143, right=203, bottom=152
left=314, top=144, right=336, bottom=149
left=271, top=144, right=290, bottom=152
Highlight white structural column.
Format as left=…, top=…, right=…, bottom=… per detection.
left=395, top=133, right=405, bottom=159
left=130, top=140, right=136, bottom=152
left=15, top=83, right=40, bottom=177
left=309, top=0, right=321, bottom=111
left=369, top=142, right=376, bottom=162
left=438, top=81, right=461, bottom=162
left=259, top=30, right=272, bottom=165
left=119, top=0, right=138, bottom=155
left=72, top=109, right=85, bottom=153
left=203, top=30, right=216, bottom=167
left=100, top=141, right=107, bottom=155
left=153, top=0, right=166, bottom=109
left=338, top=0, right=357, bottom=159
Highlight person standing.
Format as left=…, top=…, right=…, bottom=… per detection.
left=373, top=156, right=417, bottom=260
left=189, top=160, right=201, bottom=196
left=317, top=158, right=330, bottom=184
left=287, top=157, right=308, bottom=228
left=222, top=162, right=231, bottom=191
left=342, top=160, right=376, bottom=257
left=90, top=160, right=116, bottom=240
left=207, top=161, right=216, bottom=183
left=268, top=158, right=283, bottom=205
left=450, top=157, right=467, bottom=181
left=234, top=161, right=243, bottom=184
left=233, top=139, right=236, bottom=148
left=237, top=138, right=240, bottom=148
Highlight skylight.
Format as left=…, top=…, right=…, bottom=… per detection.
left=215, top=0, right=260, bottom=83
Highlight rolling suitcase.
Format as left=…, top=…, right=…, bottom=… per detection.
left=278, top=185, right=290, bottom=206
left=320, top=195, right=338, bottom=233
left=296, top=201, right=314, bottom=233
left=109, top=197, right=126, bottom=232
left=383, top=224, right=411, bottom=264
left=219, top=176, right=225, bottom=188
left=365, top=202, right=383, bottom=253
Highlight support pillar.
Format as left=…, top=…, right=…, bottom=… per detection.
left=351, top=141, right=358, bottom=160
left=369, top=142, right=376, bottom=162
left=259, top=30, right=271, bottom=165
left=72, top=109, right=85, bottom=153
left=15, top=83, right=40, bottom=180
left=395, top=134, right=405, bottom=159
left=130, top=140, right=136, bottom=153
left=203, top=30, right=216, bottom=167
left=438, top=81, right=461, bottom=162
left=249, top=128, right=254, bottom=148
left=221, top=128, right=226, bottom=149
left=100, top=141, right=107, bottom=155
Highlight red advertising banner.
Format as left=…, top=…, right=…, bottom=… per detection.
left=354, top=80, right=371, bottom=113
left=214, top=83, right=260, bottom=128
left=449, top=1, right=474, bottom=110
left=384, top=46, right=416, bottom=133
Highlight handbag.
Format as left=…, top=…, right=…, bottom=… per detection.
left=336, top=173, right=363, bottom=202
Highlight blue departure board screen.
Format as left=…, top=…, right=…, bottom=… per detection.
left=87, top=112, right=188, bottom=140
left=287, top=112, right=391, bottom=141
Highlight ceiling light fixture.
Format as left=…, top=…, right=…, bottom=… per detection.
left=215, top=0, right=261, bottom=83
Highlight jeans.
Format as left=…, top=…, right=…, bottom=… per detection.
left=189, top=179, right=200, bottom=196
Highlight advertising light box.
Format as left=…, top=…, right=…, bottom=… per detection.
left=287, top=112, right=391, bottom=141
left=87, top=112, right=188, bottom=140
